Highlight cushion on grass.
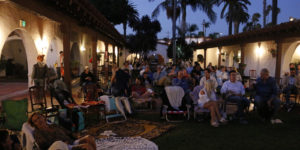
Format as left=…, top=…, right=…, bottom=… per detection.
left=2, top=98, right=28, bottom=130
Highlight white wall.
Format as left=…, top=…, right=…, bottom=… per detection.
left=148, top=43, right=169, bottom=63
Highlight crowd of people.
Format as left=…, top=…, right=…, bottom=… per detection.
left=13, top=55, right=297, bottom=150
left=106, top=59, right=292, bottom=127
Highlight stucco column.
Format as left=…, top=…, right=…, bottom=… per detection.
left=105, top=42, right=109, bottom=81
left=204, top=48, right=207, bottom=68
left=218, top=46, right=222, bottom=67
left=61, top=23, right=71, bottom=91
left=113, top=45, right=116, bottom=64
left=240, top=43, right=246, bottom=64
left=275, top=40, right=283, bottom=84
left=92, top=36, right=97, bottom=77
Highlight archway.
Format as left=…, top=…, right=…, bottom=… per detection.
left=0, top=29, right=38, bottom=85
left=70, top=43, right=80, bottom=78
left=282, top=41, right=300, bottom=74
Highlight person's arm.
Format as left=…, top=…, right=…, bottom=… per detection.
left=220, top=82, right=227, bottom=94
left=212, top=77, right=218, bottom=89
left=240, top=82, right=245, bottom=96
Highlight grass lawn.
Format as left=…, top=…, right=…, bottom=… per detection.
left=135, top=107, right=300, bottom=150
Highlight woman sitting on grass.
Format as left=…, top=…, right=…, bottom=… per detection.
left=198, top=79, right=227, bottom=127
left=131, top=77, right=153, bottom=103
left=28, top=112, right=96, bottom=150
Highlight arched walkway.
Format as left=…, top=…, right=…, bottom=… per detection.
left=282, top=41, right=300, bottom=74
left=0, top=29, right=38, bottom=86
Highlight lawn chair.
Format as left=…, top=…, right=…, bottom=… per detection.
left=163, top=86, right=190, bottom=122
left=99, top=95, right=126, bottom=123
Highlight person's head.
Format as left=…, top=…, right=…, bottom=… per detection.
left=260, top=68, right=269, bottom=80
left=59, top=51, right=64, bottom=56
left=143, top=72, right=148, bottom=79
left=172, top=64, right=176, bottom=70
left=204, top=79, right=215, bottom=98
left=290, top=63, right=295, bottom=69
left=136, top=77, right=145, bottom=86
left=297, top=64, right=300, bottom=70
left=195, top=65, right=201, bottom=71
left=204, top=69, right=211, bottom=78
left=221, top=66, right=226, bottom=72
left=0, top=129, right=13, bottom=150
left=37, top=55, right=45, bottom=62
left=84, top=66, right=89, bottom=73
left=290, top=68, right=296, bottom=76
left=229, top=70, right=237, bottom=82
left=145, top=65, right=150, bottom=72
left=177, top=70, right=183, bottom=78
left=28, top=112, right=47, bottom=129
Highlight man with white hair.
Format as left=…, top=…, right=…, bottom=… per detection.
left=255, top=68, right=282, bottom=124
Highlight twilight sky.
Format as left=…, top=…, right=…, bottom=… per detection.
left=115, top=0, right=300, bottom=39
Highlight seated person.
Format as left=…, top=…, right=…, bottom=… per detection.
left=153, top=66, right=167, bottom=85
left=140, top=65, right=153, bottom=81
left=0, top=129, right=21, bottom=150
left=131, top=77, right=153, bottom=102
left=28, top=112, right=96, bottom=150
left=216, top=66, right=228, bottom=86
left=142, top=72, right=153, bottom=89
left=172, top=70, right=193, bottom=108
left=255, top=68, right=282, bottom=123
left=198, top=80, right=227, bottom=127
left=191, top=64, right=203, bottom=85
left=80, top=66, right=95, bottom=87
left=282, top=68, right=300, bottom=108
left=199, top=69, right=218, bottom=89
left=221, top=70, right=250, bottom=124
left=167, top=65, right=178, bottom=78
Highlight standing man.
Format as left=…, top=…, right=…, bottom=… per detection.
left=31, top=55, right=48, bottom=87
left=221, top=70, right=250, bottom=124
left=255, top=68, right=282, bottom=123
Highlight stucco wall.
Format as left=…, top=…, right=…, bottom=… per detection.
left=148, top=43, right=169, bottom=63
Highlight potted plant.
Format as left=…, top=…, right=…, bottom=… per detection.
left=233, top=56, right=240, bottom=63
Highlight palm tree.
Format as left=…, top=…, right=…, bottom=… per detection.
left=220, top=0, right=251, bottom=35
left=232, top=5, right=249, bottom=34
left=243, top=13, right=261, bottom=32
left=121, top=0, right=139, bottom=38
left=202, top=20, right=210, bottom=37
left=91, top=0, right=139, bottom=38
left=263, top=0, right=267, bottom=27
left=150, top=0, right=218, bottom=38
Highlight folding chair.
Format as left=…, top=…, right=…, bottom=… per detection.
left=99, top=95, right=126, bottom=123
left=163, top=86, right=190, bottom=122
left=29, top=86, right=46, bottom=113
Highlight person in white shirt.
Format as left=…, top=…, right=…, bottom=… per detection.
left=221, top=70, right=250, bottom=124
left=216, top=66, right=228, bottom=86
left=199, top=69, right=218, bottom=90
left=198, top=79, right=227, bottom=127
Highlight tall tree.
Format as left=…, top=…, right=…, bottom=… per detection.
left=232, top=5, right=249, bottom=34
left=127, top=16, right=161, bottom=57
left=220, top=0, right=251, bottom=35
left=272, top=0, right=278, bottom=25
left=150, top=0, right=218, bottom=38
left=243, top=13, right=261, bottom=32
left=90, top=0, right=139, bottom=38
left=263, top=0, right=267, bottom=27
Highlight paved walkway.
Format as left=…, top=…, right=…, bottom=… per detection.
left=0, top=82, right=28, bottom=101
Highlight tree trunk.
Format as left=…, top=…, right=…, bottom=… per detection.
left=234, top=21, right=240, bottom=34
left=228, top=17, right=233, bottom=35
left=172, top=0, right=177, bottom=62
left=263, top=0, right=266, bottom=27
left=181, top=0, right=187, bottom=39
left=272, top=0, right=278, bottom=25
left=123, top=22, right=127, bottom=39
